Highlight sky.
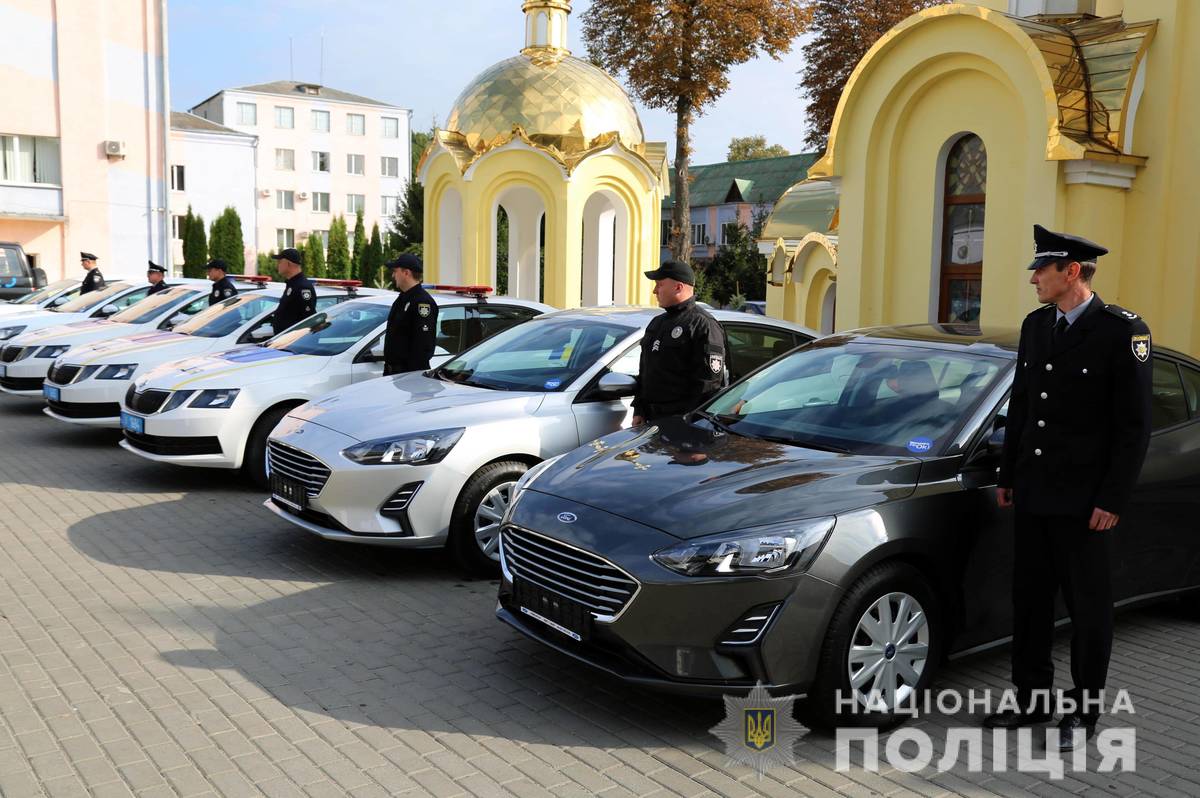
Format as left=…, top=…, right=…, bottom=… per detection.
left=167, top=0, right=814, bottom=166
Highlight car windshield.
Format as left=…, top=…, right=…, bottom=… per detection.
left=109, top=287, right=202, bottom=325
left=704, top=339, right=1008, bottom=456
left=9, top=280, right=75, bottom=306
left=50, top=283, right=131, bottom=313
left=172, top=294, right=279, bottom=339
left=436, top=316, right=636, bottom=392
left=266, top=300, right=390, bottom=356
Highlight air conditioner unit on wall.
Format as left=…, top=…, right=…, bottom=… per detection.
left=103, top=140, right=126, bottom=159
left=298, top=192, right=309, bottom=200
left=259, top=189, right=271, bottom=197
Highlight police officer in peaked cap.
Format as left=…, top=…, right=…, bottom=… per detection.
left=206, top=258, right=238, bottom=306
left=80, top=252, right=106, bottom=294
left=632, top=259, right=727, bottom=426
left=983, top=225, right=1153, bottom=750
left=382, top=254, right=438, bottom=376
left=146, top=261, right=169, bottom=295
left=271, top=248, right=317, bottom=335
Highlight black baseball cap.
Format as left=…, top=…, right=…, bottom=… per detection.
left=272, top=248, right=303, bottom=266
left=644, top=259, right=695, bottom=286
left=1028, top=224, right=1108, bottom=270
left=205, top=258, right=229, bottom=272
left=385, top=254, right=423, bottom=274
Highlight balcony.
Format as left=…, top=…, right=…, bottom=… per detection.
left=0, top=183, right=64, bottom=221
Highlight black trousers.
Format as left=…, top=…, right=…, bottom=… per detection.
left=1011, top=512, right=1114, bottom=722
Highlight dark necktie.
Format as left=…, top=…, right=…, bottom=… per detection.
left=1053, top=316, right=1069, bottom=346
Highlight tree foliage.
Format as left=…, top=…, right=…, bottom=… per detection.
left=728, top=135, right=791, bottom=161
left=391, top=179, right=424, bottom=256
left=256, top=253, right=278, bottom=281
left=361, top=224, right=384, bottom=287
left=326, top=215, right=351, bottom=280
left=799, top=0, right=947, bottom=151
left=182, top=207, right=208, bottom=279
left=582, top=0, right=809, bottom=262
left=207, top=207, right=245, bottom=274
left=410, top=127, right=433, bottom=181
left=697, top=221, right=767, bottom=306
left=306, top=233, right=326, bottom=279
left=350, top=211, right=367, bottom=282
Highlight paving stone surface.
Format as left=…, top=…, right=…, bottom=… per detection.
left=0, top=398, right=1197, bottom=796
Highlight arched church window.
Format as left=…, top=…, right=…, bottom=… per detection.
left=939, top=134, right=986, bottom=325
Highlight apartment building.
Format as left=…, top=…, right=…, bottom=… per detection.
left=189, top=81, right=410, bottom=258
left=0, top=0, right=169, bottom=279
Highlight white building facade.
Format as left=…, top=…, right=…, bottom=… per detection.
left=189, top=82, right=411, bottom=258
left=167, top=112, right=258, bottom=269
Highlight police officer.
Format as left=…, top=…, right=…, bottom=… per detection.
left=80, top=252, right=105, bottom=294
left=146, top=261, right=169, bottom=295
left=382, top=254, right=438, bottom=376
left=206, top=259, right=238, bottom=306
left=631, top=259, right=726, bottom=425
left=271, top=248, right=317, bottom=335
left=984, top=225, right=1153, bottom=750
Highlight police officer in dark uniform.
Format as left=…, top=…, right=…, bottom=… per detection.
left=271, top=248, right=317, bottom=335
left=632, top=259, right=727, bottom=425
left=206, top=259, right=238, bottom=306
left=382, top=254, right=438, bottom=376
left=80, top=252, right=105, bottom=295
left=146, top=261, right=169, bottom=295
left=984, top=225, right=1153, bottom=750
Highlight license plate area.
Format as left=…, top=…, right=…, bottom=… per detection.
left=120, top=411, right=144, bottom=434
left=513, top=578, right=591, bottom=642
left=271, top=473, right=309, bottom=512
left=0, top=365, right=6, bottom=378
left=43, top=384, right=60, bottom=402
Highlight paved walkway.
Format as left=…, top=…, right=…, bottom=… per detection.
left=0, top=398, right=1197, bottom=797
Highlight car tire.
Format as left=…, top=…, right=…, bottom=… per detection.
left=800, top=562, right=942, bottom=732
left=244, top=404, right=298, bottom=489
left=449, top=460, right=527, bottom=576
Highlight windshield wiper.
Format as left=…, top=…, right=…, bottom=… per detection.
left=691, top=410, right=743, bottom=436
left=754, top=434, right=850, bottom=454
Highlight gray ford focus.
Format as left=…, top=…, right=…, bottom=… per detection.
left=496, top=325, right=1200, bottom=728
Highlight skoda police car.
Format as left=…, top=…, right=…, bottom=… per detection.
left=41, top=279, right=363, bottom=430
left=0, top=282, right=164, bottom=393
left=0, top=282, right=211, bottom=400
left=263, top=307, right=815, bottom=573
left=118, top=288, right=551, bottom=486
left=0, top=280, right=82, bottom=323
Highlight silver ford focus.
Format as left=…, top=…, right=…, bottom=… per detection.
left=263, top=307, right=815, bottom=572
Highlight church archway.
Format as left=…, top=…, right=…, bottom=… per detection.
left=493, top=185, right=546, bottom=302
left=581, top=189, right=630, bottom=306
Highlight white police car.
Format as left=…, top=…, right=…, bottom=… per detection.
left=117, top=288, right=551, bottom=485
left=0, top=280, right=82, bottom=322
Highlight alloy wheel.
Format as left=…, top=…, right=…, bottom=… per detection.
left=846, top=591, right=930, bottom=713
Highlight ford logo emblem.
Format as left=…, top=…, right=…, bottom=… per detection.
left=557, top=512, right=577, bottom=524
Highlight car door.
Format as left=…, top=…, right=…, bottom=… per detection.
left=570, top=341, right=640, bottom=443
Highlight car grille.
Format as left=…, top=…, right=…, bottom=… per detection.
left=124, top=385, right=170, bottom=414
left=0, top=376, right=43, bottom=391
left=268, top=498, right=353, bottom=533
left=124, top=432, right=222, bottom=456
left=47, top=399, right=121, bottom=419
left=47, top=363, right=82, bottom=385
left=1, top=346, right=24, bottom=363
left=500, top=526, right=639, bottom=619
left=267, top=440, right=331, bottom=497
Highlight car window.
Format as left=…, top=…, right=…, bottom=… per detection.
left=1181, top=365, right=1200, bottom=419
left=607, top=343, right=641, bottom=377
left=8, top=279, right=75, bottom=306
left=1150, top=357, right=1189, bottom=431
left=50, top=282, right=131, bottom=313
left=94, top=286, right=151, bottom=315
left=110, top=287, right=203, bottom=325
left=0, top=246, right=24, bottom=277
left=705, top=340, right=1006, bottom=456
left=435, top=306, right=468, bottom=354
left=723, top=323, right=799, bottom=382
left=173, top=295, right=280, bottom=339
left=267, top=300, right=390, bottom=356
left=476, top=305, right=541, bottom=341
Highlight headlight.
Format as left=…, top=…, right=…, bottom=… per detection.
left=96, top=364, right=137, bottom=380
left=652, top=517, right=836, bottom=577
left=77, top=365, right=102, bottom=381
left=162, top=390, right=196, bottom=413
left=511, top=454, right=565, bottom=502
left=37, top=345, right=70, bottom=359
left=189, top=389, right=240, bottom=409
left=0, top=325, right=26, bottom=340
left=341, top=428, right=464, bottom=466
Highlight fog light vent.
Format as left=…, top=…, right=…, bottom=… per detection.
left=381, top=482, right=423, bottom=517
left=719, top=603, right=782, bottom=646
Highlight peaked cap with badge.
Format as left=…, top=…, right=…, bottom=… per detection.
left=1027, top=224, right=1109, bottom=270
left=146, top=261, right=170, bottom=294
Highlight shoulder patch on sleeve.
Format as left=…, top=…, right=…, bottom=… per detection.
left=1104, top=304, right=1140, bottom=322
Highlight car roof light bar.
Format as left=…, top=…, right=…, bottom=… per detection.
left=312, top=278, right=363, bottom=296
left=424, top=284, right=494, bottom=299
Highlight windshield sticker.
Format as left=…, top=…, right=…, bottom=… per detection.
left=906, top=437, right=934, bottom=454
left=543, top=378, right=562, bottom=390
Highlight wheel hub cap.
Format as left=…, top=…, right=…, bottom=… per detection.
left=473, top=480, right=517, bottom=562
left=846, top=591, right=930, bottom=713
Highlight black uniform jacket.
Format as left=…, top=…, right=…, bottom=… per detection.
left=208, top=276, right=238, bottom=306
left=383, top=285, right=438, bottom=375
left=633, top=298, right=727, bottom=420
left=147, top=281, right=169, bottom=296
left=272, top=273, right=317, bottom=335
left=81, top=269, right=106, bottom=295
left=998, top=295, right=1153, bottom=517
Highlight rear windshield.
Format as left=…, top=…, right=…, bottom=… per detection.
left=109, top=287, right=205, bottom=325
left=51, top=283, right=132, bottom=313
left=8, top=279, right=75, bottom=306
left=172, top=295, right=279, bottom=339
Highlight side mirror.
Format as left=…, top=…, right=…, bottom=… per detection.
left=164, top=313, right=189, bottom=329
left=248, top=324, right=273, bottom=342
left=358, top=340, right=386, bottom=363
left=50, top=296, right=70, bottom=307
left=99, top=303, right=119, bottom=317
left=596, top=372, right=638, bottom=398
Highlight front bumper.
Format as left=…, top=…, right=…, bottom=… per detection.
left=494, top=489, right=840, bottom=695
left=0, top=357, right=52, bottom=394
left=114, top=402, right=248, bottom=469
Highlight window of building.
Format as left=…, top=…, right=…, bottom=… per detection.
left=381, top=116, right=399, bottom=138
left=275, top=148, right=295, bottom=171
left=236, top=102, right=257, bottom=126
left=312, top=192, right=330, bottom=213
left=661, top=219, right=672, bottom=245
left=690, top=223, right=708, bottom=247
left=276, top=190, right=295, bottom=210
left=275, top=106, right=294, bottom=129
left=312, top=151, right=330, bottom=172
left=170, top=164, right=185, bottom=191
left=347, top=113, right=365, bottom=135
left=938, top=134, right=987, bottom=325
left=311, top=230, right=329, bottom=249
left=380, top=156, right=400, bottom=178
left=171, top=215, right=185, bottom=240
left=277, top=228, right=295, bottom=249
left=347, top=194, right=365, bottom=214
left=0, top=135, right=62, bottom=185
left=311, top=109, right=330, bottom=132
left=381, top=195, right=398, bottom=216
left=347, top=154, right=365, bottom=175
left=721, top=221, right=740, bottom=245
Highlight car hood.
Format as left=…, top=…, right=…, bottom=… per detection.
left=65, top=330, right=206, bottom=365
left=528, top=418, right=922, bottom=539
left=137, top=346, right=328, bottom=390
left=11, top=319, right=137, bottom=348
left=3, top=310, right=88, bottom=333
left=289, top=371, right=547, bottom=442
